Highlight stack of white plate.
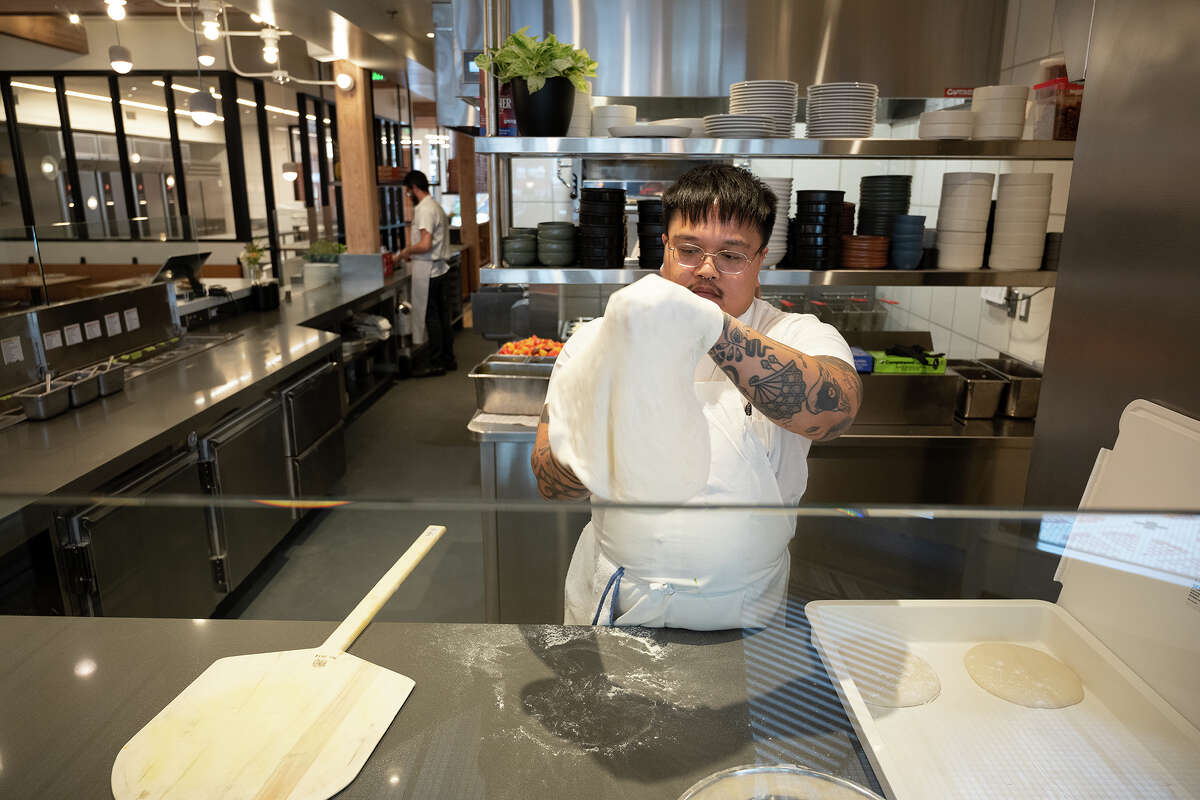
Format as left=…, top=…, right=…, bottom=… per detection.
left=918, top=109, right=975, bottom=139
left=989, top=172, right=1052, bottom=271
left=703, top=113, right=774, bottom=138
left=971, top=85, right=1029, bottom=139
left=805, top=82, right=878, bottom=138
left=730, top=81, right=799, bottom=138
left=936, top=172, right=995, bottom=271
left=591, top=104, right=636, bottom=137
left=567, top=84, right=592, bottom=137
left=758, top=177, right=793, bottom=267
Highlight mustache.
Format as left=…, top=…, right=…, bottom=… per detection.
left=689, top=281, right=722, bottom=297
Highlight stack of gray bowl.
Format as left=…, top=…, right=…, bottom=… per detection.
left=502, top=229, right=537, bottom=266
left=537, top=221, right=576, bottom=266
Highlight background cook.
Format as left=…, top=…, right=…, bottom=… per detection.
left=532, top=165, right=863, bottom=630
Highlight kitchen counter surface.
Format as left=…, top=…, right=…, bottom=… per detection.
left=0, top=272, right=408, bottom=528
left=0, top=615, right=879, bottom=799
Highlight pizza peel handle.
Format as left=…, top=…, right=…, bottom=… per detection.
left=111, top=524, right=446, bottom=800
left=315, top=524, right=446, bottom=661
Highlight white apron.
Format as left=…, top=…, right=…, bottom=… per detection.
left=409, top=257, right=432, bottom=346
left=563, top=378, right=796, bottom=630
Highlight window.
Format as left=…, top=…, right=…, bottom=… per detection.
left=117, top=76, right=183, bottom=240
left=170, top=76, right=235, bottom=239
left=0, top=89, right=23, bottom=234
left=10, top=77, right=70, bottom=238
left=62, top=76, right=124, bottom=239
left=237, top=79, right=269, bottom=239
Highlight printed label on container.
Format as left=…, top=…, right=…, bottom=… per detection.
left=63, top=323, right=83, bottom=346
left=84, top=320, right=103, bottom=340
left=944, top=87, right=975, bottom=98
left=42, top=330, right=63, bottom=350
left=104, top=312, right=122, bottom=337
left=123, top=307, right=140, bottom=331
left=1, top=336, right=23, bottom=365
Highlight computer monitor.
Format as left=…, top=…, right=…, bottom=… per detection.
left=151, top=252, right=211, bottom=295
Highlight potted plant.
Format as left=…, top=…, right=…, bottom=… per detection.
left=303, top=239, right=346, bottom=289
left=474, top=27, right=597, bottom=137
left=242, top=240, right=265, bottom=279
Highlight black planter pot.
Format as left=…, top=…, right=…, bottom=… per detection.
left=509, top=76, right=575, bottom=137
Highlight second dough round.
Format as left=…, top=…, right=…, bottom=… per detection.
left=964, top=643, right=1084, bottom=709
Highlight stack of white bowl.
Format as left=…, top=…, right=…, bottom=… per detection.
left=758, top=177, right=793, bottom=267
left=703, top=113, right=774, bottom=138
left=567, top=84, right=592, bottom=137
left=918, top=109, right=975, bottom=139
left=989, top=173, right=1052, bottom=271
left=730, top=81, right=799, bottom=138
left=936, top=172, right=995, bottom=271
left=971, top=85, right=1029, bottom=140
left=591, top=104, right=636, bottom=137
left=805, top=82, right=878, bottom=138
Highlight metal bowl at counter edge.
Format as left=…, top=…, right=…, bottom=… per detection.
left=678, top=764, right=884, bottom=800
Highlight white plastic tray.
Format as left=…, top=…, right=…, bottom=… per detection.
left=807, top=599, right=1200, bottom=799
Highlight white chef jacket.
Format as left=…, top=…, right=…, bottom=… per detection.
left=554, top=297, right=853, bottom=629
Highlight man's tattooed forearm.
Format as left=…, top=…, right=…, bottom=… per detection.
left=532, top=407, right=589, bottom=500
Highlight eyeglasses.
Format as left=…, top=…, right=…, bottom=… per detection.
left=668, top=243, right=756, bottom=275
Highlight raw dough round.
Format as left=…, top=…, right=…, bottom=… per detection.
left=843, top=641, right=941, bottom=708
left=964, top=643, right=1084, bottom=709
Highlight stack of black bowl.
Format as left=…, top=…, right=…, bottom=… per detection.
left=637, top=198, right=665, bottom=268
left=579, top=187, right=627, bottom=267
left=787, top=189, right=845, bottom=269
left=857, top=175, right=912, bottom=237
left=889, top=214, right=925, bottom=270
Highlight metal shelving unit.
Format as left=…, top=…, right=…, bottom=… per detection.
left=475, top=137, right=1075, bottom=160
left=480, top=268, right=1057, bottom=287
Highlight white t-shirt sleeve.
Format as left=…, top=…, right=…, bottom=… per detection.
left=413, top=202, right=434, bottom=237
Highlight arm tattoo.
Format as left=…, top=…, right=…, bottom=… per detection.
left=531, top=406, right=590, bottom=501
left=709, top=314, right=862, bottom=440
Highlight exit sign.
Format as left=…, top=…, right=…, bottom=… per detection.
left=371, top=71, right=385, bottom=81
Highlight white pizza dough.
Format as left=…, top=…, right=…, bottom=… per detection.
left=547, top=274, right=724, bottom=502
left=843, top=640, right=941, bottom=708
left=964, top=642, right=1084, bottom=709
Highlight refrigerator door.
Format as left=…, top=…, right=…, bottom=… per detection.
left=280, top=362, right=343, bottom=456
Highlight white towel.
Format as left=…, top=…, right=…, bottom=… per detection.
left=547, top=274, right=725, bottom=503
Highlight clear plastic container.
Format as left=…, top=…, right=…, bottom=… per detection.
left=1032, top=77, right=1083, bottom=140
left=677, top=764, right=884, bottom=800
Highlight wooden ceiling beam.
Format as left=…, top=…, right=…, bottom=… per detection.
left=0, top=15, right=89, bottom=54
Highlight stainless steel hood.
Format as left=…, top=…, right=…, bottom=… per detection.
left=440, top=0, right=1007, bottom=126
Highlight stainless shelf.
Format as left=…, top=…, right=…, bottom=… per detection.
left=473, top=137, right=1075, bottom=160
left=480, top=267, right=1057, bottom=287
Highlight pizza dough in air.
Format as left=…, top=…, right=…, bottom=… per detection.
left=844, top=640, right=941, bottom=708
left=964, top=643, right=1084, bottom=709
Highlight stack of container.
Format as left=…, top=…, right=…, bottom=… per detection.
left=787, top=190, right=845, bottom=269
left=857, top=175, right=912, bottom=236
left=637, top=198, right=665, bottom=268
left=759, top=177, right=793, bottom=267
left=936, top=172, right=995, bottom=270
left=989, top=173, right=1052, bottom=271
left=971, top=85, right=1030, bottom=140
left=578, top=187, right=627, bottom=266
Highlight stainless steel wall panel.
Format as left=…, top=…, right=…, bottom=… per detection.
left=1024, top=0, right=1200, bottom=508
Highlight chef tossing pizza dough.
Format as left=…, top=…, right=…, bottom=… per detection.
left=843, top=640, right=941, bottom=708
left=964, top=643, right=1084, bottom=709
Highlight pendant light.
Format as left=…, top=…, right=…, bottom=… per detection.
left=198, top=0, right=222, bottom=41
left=105, top=0, right=126, bottom=21
left=196, top=43, right=217, bottom=68
left=281, top=162, right=300, bottom=182
left=109, top=23, right=132, bottom=74
left=260, top=29, right=280, bottom=64
left=188, top=0, right=217, bottom=126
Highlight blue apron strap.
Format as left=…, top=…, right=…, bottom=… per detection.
left=591, top=566, right=625, bottom=626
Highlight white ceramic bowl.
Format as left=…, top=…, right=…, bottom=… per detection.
left=936, top=243, right=986, bottom=270
left=994, top=207, right=1052, bottom=223
left=988, top=255, right=1043, bottom=271
left=921, top=109, right=976, bottom=123
left=998, top=172, right=1054, bottom=186
left=974, top=110, right=1026, bottom=126
left=996, top=196, right=1052, bottom=212
left=993, top=221, right=1048, bottom=235
left=919, top=124, right=974, bottom=140
left=943, top=171, right=996, bottom=185
left=939, top=199, right=995, bottom=218
left=936, top=230, right=988, bottom=244
left=991, top=231, right=1047, bottom=246
left=971, top=97, right=1029, bottom=116
left=973, top=84, right=1031, bottom=101
left=937, top=216, right=990, bottom=233
left=973, top=127, right=1024, bottom=140
left=997, top=183, right=1053, bottom=195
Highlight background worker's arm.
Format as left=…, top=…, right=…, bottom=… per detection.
left=709, top=313, right=862, bottom=441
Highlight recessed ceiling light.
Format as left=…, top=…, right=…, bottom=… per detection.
left=426, top=32, right=435, bottom=39
left=68, top=13, right=81, bottom=24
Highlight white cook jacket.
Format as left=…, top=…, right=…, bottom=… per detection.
left=558, top=297, right=853, bottom=630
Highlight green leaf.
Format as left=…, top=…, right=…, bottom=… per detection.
left=526, top=75, right=546, bottom=93
left=473, top=28, right=597, bottom=88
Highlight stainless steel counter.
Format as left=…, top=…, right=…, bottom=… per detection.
left=0, top=273, right=408, bottom=530
left=0, top=615, right=878, bottom=799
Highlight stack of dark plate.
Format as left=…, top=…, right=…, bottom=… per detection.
left=841, top=235, right=889, bottom=269
left=857, top=175, right=912, bottom=236
left=579, top=187, right=627, bottom=267
left=890, top=214, right=926, bottom=270
left=1043, top=232, right=1063, bottom=270
left=841, top=202, right=856, bottom=237
left=787, top=189, right=845, bottom=269
left=637, top=198, right=665, bottom=268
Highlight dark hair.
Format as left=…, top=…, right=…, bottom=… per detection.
left=662, top=164, right=776, bottom=251
left=402, top=170, right=430, bottom=193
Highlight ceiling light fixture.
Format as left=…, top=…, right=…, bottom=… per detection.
left=426, top=32, right=435, bottom=39
left=130, top=152, right=142, bottom=164
left=105, top=0, right=126, bottom=22
left=198, top=0, right=222, bottom=41
left=196, top=42, right=216, bottom=67
left=260, top=29, right=279, bottom=64
left=189, top=90, right=218, bottom=126
left=334, top=72, right=355, bottom=91
left=281, top=161, right=300, bottom=182
left=68, top=13, right=81, bottom=24
left=109, top=44, right=133, bottom=73
left=249, top=12, right=262, bottom=23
